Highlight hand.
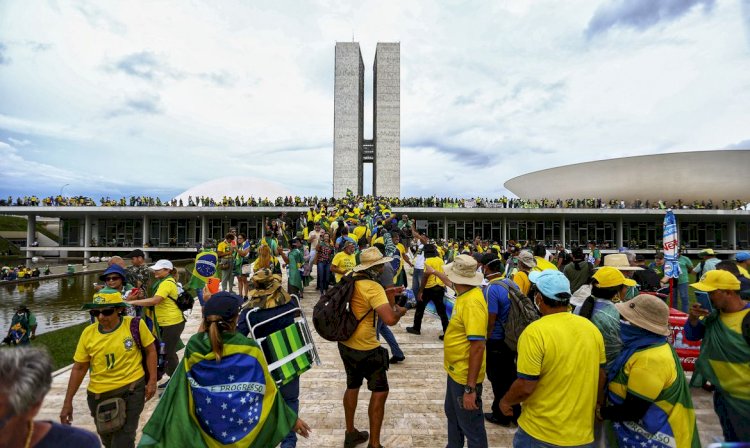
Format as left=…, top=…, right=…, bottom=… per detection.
left=60, top=404, right=73, bottom=425
left=688, top=303, right=709, bottom=324
left=499, top=398, right=513, bottom=417
left=293, top=418, right=311, bottom=438
left=416, top=292, right=423, bottom=302
left=463, top=391, right=478, bottom=411
left=145, top=381, right=157, bottom=401
left=595, top=405, right=604, bottom=422
left=396, top=306, right=407, bottom=317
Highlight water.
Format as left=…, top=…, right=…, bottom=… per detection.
left=0, top=274, right=99, bottom=335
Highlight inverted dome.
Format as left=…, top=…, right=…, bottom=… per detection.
left=174, top=176, right=292, bottom=202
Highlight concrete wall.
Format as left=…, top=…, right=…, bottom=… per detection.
left=373, top=42, right=401, bottom=197
left=333, top=42, right=364, bottom=197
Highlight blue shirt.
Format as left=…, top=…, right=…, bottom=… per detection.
left=483, top=278, right=514, bottom=340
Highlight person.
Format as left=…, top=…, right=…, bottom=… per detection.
left=587, top=241, right=602, bottom=267
left=736, top=251, right=750, bottom=279
left=685, top=270, right=750, bottom=442
left=373, top=242, right=406, bottom=364
left=61, top=290, right=157, bottom=447
left=649, top=253, right=665, bottom=277
left=125, top=259, right=184, bottom=388
left=674, top=249, right=695, bottom=313
left=600, top=294, right=700, bottom=447
left=235, top=233, right=251, bottom=300
left=532, top=244, right=558, bottom=271
left=409, top=220, right=428, bottom=299
left=314, top=232, right=333, bottom=293
left=563, top=246, right=594, bottom=295
left=500, top=269, right=606, bottom=447
left=480, top=252, right=520, bottom=427
left=254, top=243, right=282, bottom=276
left=631, top=254, right=662, bottom=292
left=1, top=347, right=100, bottom=447
left=98, top=265, right=137, bottom=316
left=694, top=248, right=721, bottom=282
left=282, top=238, right=308, bottom=298
left=139, top=291, right=311, bottom=447
left=124, top=249, right=151, bottom=315
left=512, top=250, right=536, bottom=295
left=555, top=244, right=571, bottom=269
left=331, top=240, right=357, bottom=284
left=338, top=247, right=407, bottom=448
left=217, top=233, right=236, bottom=292
left=307, top=222, right=322, bottom=272
left=4, top=304, right=37, bottom=345
left=407, top=244, right=449, bottom=339
left=423, top=254, right=488, bottom=448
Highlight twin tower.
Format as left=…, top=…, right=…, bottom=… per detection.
left=333, top=42, right=400, bottom=198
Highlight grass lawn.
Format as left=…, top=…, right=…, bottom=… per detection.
left=0, top=215, right=60, bottom=243
left=31, top=322, right=88, bottom=370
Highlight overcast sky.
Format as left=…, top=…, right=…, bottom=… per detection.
left=1, top=0, right=749, bottom=200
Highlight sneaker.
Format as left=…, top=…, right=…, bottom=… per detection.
left=405, top=327, right=420, bottom=335
left=344, top=429, right=369, bottom=448
left=389, top=355, right=405, bottom=364
left=484, top=412, right=514, bottom=427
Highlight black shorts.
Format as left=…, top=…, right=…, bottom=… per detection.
left=337, top=343, right=389, bottom=392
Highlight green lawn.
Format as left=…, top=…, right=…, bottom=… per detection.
left=31, top=322, right=88, bottom=370
left=0, top=215, right=60, bottom=243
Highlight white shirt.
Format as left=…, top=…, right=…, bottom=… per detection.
left=413, top=242, right=425, bottom=269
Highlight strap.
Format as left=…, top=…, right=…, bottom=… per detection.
left=130, top=317, right=142, bottom=350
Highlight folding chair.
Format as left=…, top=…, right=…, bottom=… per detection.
left=244, top=295, right=321, bottom=386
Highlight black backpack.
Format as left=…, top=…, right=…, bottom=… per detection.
left=130, top=317, right=166, bottom=382
left=173, top=290, right=195, bottom=312
left=312, top=274, right=372, bottom=342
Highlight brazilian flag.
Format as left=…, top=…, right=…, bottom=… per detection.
left=192, top=251, right=219, bottom=283
left=139, top=332, right=297, bottom=447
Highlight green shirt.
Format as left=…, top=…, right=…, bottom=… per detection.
left=678, top=256, right=693, bottom=284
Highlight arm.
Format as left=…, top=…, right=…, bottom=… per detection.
left=684, top=303, right=708, bottom=341
left=374, top=302, right=406, bottom=326
left=463, top=339, right=486, bottom=410
left=417, top=270, right=429, bottom=301
left=410, top=220, right=429, bottom=244
left=278, top=247, right=289, bottom=264
left=60, top=361, right=90, bottom=424
left=596, top=367, right=606, bottom=409
left=500, top=378, right=538, bottom=415
left=127, top=294, right=165, bottom=307
left=425, top=265, right=453, bottom=288
left=144, top=342, right=157, bottom=401
left=487, top=313, right=497, bottom=340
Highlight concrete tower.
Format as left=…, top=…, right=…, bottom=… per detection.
left=333, top=42, right=400, bottom=197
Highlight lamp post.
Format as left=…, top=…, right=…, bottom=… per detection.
left=59, top=183, right=70, bottom=197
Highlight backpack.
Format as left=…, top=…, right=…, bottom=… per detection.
left=312, top=274, right=372, bottom=342
left=130, top=317, right=166, bottom=382
left=164, top=277, right=194, bottom=311
left=491, top=280, right=539, bottom=352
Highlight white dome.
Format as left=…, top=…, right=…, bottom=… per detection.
left=174, top=177, right=292, bottom=202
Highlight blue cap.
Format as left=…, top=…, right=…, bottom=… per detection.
left=528, top=270, right=571, bottom=300
left=736, top=252, right=750, bottom=262
left=204, top=291, right=243, bottom=321
left=99, top=264, right=127, bottom=281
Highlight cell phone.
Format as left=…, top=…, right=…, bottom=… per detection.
left=696, top=291, right=713, bottom=312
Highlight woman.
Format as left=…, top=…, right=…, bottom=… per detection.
left=61, top=290, right=157, bottom=447
left=407, top=244, right=449, bottom=338
left=98, top=264, right=137, bottom=317
left=253, top=244, right=282, bottom=275
left=1, top=347, right=100, bottom=447
left=600, top=294, right=700, bottom=447
left=236, top=233, right=251, bottom=300
left=126, top=259, right=185, bottom=387
left=139, top=291, right=310, bottom=447
left=314, top=232, right=333, bottom=293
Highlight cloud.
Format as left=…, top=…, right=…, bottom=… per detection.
left=106, top=93, right=163, bottom=118
left=111, top=51, right=182, bottom=82
left=0, top=42, right=9, bottom=65
left=723, top=138, right=750, bottom=150
left=7, top=137, right=31, bottom=147
left=0, top=114, right=91, bottom=141
left=74, top=2, right=127, bottom=34
left=585, top=0, right=716, bottom=38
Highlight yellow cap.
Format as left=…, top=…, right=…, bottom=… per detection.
left=592, top=266, right=637, bottom=288
left=691, top=270, right=740, bottom=292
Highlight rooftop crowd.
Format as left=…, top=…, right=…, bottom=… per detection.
left=1, top=194, right=747, bottom=210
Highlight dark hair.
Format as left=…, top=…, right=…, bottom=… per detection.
left=716, top=260, right=740, bottom=276
left=591, top=283, right=622, bottom=299
left=205, top=315, right=237, bottom=362
left=540, top=292, right=570, bottom=308
left=533, top=244, right=547, bottom=258
left=423, top=244, right=438, bottom=258
left=572, top=247, right=584, bottom=260
left=225, top=233, right=235, bottom=241
left=238, top=233, right=246, bottom=239
left=374, top=243, right=386, bottom=256
left=484, top=258, right=503, bottom=273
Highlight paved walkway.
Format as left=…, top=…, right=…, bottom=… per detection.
left=38, top=278, right=724, bottom=447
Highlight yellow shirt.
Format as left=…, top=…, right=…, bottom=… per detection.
left=738, top=264, right=750, bottom=279
left=341, top=279, right=389, bottom=351
left=373, top=236, right=384, bottom=246
left=443, top=287, right=488, bottom=385
left=331, top=252, right=356, bottom=283
left=516, top=312, right=605, bottom=446
left=74, top=317, right=155, bottom=394
left=217, top=240, right=232, bottom=257
left=153, top=278, right=184, bottom=326
left=513, top=271, right=531, bottom=295
left=424, top=256, right=445, bottom=289
left=352, top=225, right=369, bottom=243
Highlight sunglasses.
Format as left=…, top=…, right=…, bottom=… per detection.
left=89, top=308, right=117, bottom=317
left=103, top=276, right=122, bottom=282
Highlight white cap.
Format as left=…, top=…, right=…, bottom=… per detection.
left=149, top=259, right=174, bottom=271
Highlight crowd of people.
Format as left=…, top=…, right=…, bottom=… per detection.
left=1, top=265, right=49, bottom=281
left=1, top=194, right=747, bottom=210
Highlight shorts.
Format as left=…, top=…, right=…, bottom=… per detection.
left=337, top=343, right=389, bottom=392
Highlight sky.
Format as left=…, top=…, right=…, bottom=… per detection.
left=1, top=0, right=749, bottom=200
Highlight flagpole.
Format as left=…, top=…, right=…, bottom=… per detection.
left=670, top=277, right=675, bottom=309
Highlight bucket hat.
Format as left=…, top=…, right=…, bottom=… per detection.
left=444, top=254, right=483, bottom=286
left=99, top=264, right=127, bottom=281
left=352, top=247, right=393, bottom=272
left=601, top=254, right=642, bottom=271
left=616, top=294, right=671, bottom=336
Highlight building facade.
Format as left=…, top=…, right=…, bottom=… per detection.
left=333, top=42, right=400, bottom=198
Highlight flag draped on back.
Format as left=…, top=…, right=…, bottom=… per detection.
left=139, top=332, right=297, bottom=448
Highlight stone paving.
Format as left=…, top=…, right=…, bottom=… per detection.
left=38, top=277, right=724, bottom=447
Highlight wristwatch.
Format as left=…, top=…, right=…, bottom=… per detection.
left=463, top=385, right=476, bottom=394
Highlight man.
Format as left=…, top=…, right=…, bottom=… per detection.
left=500, top=270, right=606, bottom=447
left=338, top=247, right=407, bottom=448
left=512, top=250, right=536, bottom=295
left=694, top=248, right=721, bottom=281
left=480, top=252, right=519, bottom=427
left=631, top=254, right=661, bottom=292
left=217, top=233, right=236, bottom=292
left=397, top=214, right=410, bottom=230
left=672, top=249, right=695, bottom=313
left=649, top=253, right=665, bottom=277
left=410, top=221, right=428, bottom=299
left=307, top=222, right=322, bottom=272
left=4, top=305, right=36, bottom=345
left=406, top=244, right=449, bottom=339
left=373, top=243, right=406, bottom=364
left=735, top=251, right=750, bottom=279
left=125, top=248, right=152, bottom=294
left=586, top=241, right=602, bottom=267
left=331, top=240, right=357, bottom=283
left=685, top=270, right=750, bottom=442
left=426, top=254, right=489, bottom=448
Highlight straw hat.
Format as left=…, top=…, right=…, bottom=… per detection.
left=444, top=254, right=484, bottom=286
left=601, top=254, right=642, bottom=271
left=615, top=294, right=671, bottom=336
left=352, top=247, right=393, bottom=272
